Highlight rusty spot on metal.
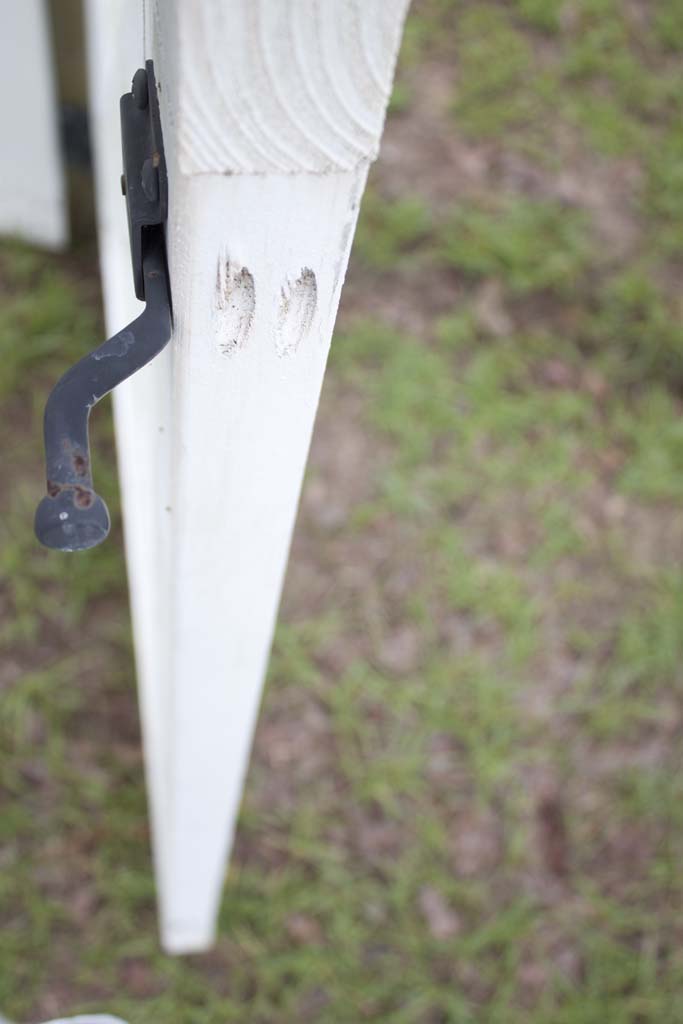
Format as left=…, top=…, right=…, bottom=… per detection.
left=73, top=487, right=94, bottom=509
left=73, top=454, right=88, bottom=476
left=47, top=481, right=61, bottom=497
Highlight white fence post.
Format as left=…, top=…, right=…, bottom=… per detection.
left=86, top=0, right=409, bottom=953
left=0, top=0, right=67, bottom=248
left=83, top=0, right=175, bottom=948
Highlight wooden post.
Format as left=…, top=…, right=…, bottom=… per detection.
left=86, top=0, right=409, bottom=953
left=83, top=0, right=176, bottom=950
left=0, top=0, right=67, bottom=248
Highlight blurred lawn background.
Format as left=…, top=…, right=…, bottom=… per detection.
left=2, top=0, right=683, bottom=1020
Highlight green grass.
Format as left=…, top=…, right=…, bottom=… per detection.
left=439, top=199, right=593, bottom=295
left=452, top=6, right=553, bottom=142
left=354, top=192, right=433, bottom=270
left=3, top=0, right=683, bottom=1019
left=655, top=0, right=683, bottom=50
left=516, top=0, right=565, bottom=33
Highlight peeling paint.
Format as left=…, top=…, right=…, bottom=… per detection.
left=213, top=257, right=256, bottom=355
left=276, top=267, right=317, bottom=357
left=93, top=329, right=135, bottom=360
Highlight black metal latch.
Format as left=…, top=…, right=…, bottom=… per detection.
left=35, top=61, right=172, bottom=552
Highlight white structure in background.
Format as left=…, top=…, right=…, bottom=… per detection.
left=0, top=1017, right=127, bottom=1024
left=0, top=0, right=67, bottom=248
left=44, top=1018, right=128, bottom=1024
left=2, top=0, right=408, bottom=955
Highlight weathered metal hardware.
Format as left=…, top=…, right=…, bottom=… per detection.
left=35, top=61, right=172, bottom=551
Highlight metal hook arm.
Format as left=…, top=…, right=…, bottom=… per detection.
left=35, top=60, right=170, bottom=552
left=34, top=230, right=171, bottom=551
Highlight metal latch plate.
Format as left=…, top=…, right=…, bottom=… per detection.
left=120, top=60, right=168, bottom=300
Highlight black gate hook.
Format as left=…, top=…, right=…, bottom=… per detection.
left=35, top=61, right=172, bottom=552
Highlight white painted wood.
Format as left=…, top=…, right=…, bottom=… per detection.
left=171, top=1, right=408, bottom=175
left=83, top=0, right=175, bottom=929
left=87, top=0, right=408, bottom=954
left=0, top=0, right=68, bottom=248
